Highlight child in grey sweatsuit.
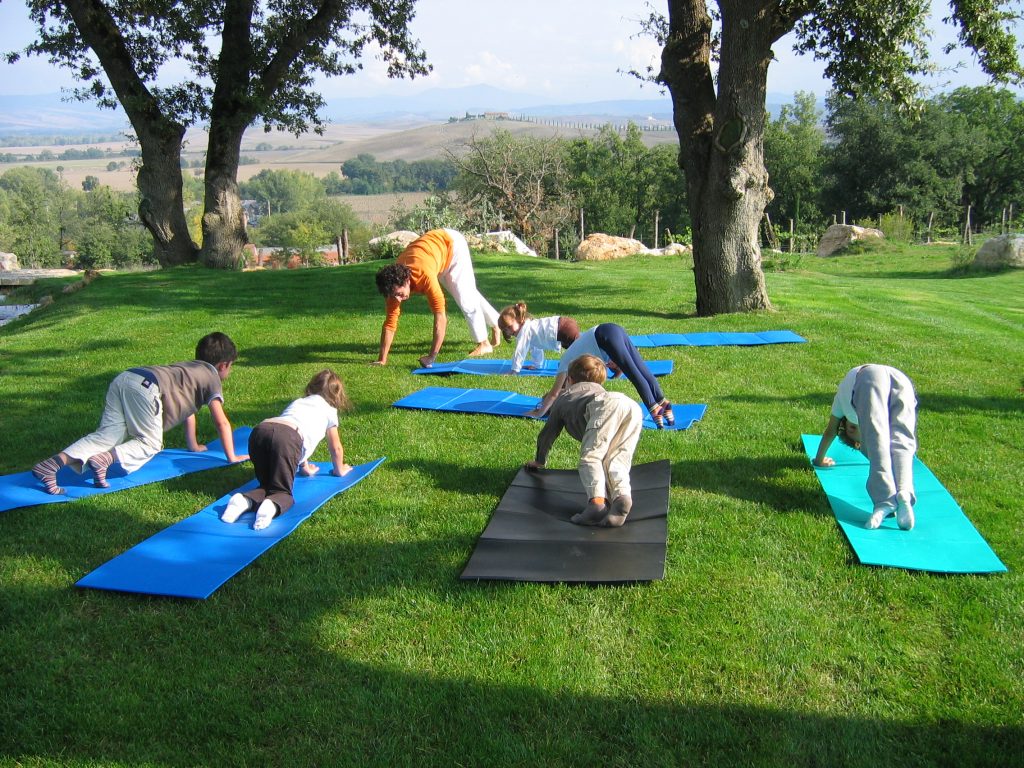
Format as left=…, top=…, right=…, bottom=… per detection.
left=813, top=364, right=918, bottom=530
left=526, top=354, right=643, bottom=527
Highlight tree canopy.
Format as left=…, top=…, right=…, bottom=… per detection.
left=7, top=0, right=429, bottom=267
left=651, top=0, right=1023, bottom=314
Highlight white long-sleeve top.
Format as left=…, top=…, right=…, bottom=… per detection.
left=511, top=316, right=564, bottom=373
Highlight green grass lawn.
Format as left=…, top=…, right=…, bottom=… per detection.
left=1, top=245, right=1022, bottom=766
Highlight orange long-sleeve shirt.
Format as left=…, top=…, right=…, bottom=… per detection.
left=382, top=229, right=455, bottom=332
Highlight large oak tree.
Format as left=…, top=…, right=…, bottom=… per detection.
left=9, top=0, right=428, bottom=267
left=652, top=0, right=1023, bottom=315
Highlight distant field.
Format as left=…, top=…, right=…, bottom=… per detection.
left=2, top=117, right=679, bottom=197
left=337, top=191, right=432, bottom=227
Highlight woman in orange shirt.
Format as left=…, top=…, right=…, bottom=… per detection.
left=373, top=229, right=501, bottom=367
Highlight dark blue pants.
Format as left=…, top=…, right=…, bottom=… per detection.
left=594, top=323, right=664, bottom=409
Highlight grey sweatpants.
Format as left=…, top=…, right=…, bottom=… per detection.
left=578, top=392, right=643, bottom=501
left=851, top=365, right=917, bottom=507
left=64, top=370, right=164, bottom=473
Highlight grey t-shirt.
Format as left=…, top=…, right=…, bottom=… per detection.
left=144, top=360, right=223, bottom=430
left=534, top=381, right=606, bottom=464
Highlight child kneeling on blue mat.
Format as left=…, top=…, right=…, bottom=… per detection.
left=222, top=369, right=352, bottom=530
left=526, top=354, right=643, bottom=527
left=813, top=364, right=918, bottom=531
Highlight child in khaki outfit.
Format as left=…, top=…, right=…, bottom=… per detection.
left=526, top=354, right=643, bottom=527
left=32, top=332, right=247, bottom=494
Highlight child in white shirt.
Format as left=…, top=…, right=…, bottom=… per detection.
left=222, top=369, right=352, bottom=530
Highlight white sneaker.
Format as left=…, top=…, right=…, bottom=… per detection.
left=253, top=499, right=278, bottom=531
left=221, top=493, right=251, bottom=523
left=896, top=495, right=915, bottom=531
left=866, top=503, right=895, bottom=529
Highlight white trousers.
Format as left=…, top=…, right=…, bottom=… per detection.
left=64, top=370, right=164, bottom=473
left=578, top=392, right=643, bottom=501
left=852, top=365, right=917, bottom=507
left=438, top=229, right=499, bottom=343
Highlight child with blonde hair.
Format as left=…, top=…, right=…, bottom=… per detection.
left=526, top=354, right=643, bottom=527
left=222, top=369, right=352, bottom=530
left=497, top=301, right=580, bottom=374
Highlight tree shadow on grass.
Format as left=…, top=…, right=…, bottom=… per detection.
left=670, top=452, right=827, bottom=515
left=1, top=518, right=1020, bottom=766
left=385, top=457, right=512, bottom=497
left=720, top=391, right=1024, bottom=417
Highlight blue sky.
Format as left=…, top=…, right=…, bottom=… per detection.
left=0, top=0, right=1017, bottom=102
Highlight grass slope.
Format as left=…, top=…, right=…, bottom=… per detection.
left=1, top=246, right=1021, bottom=767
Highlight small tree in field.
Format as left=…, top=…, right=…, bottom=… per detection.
left=450, top=130, right=575, bottom=251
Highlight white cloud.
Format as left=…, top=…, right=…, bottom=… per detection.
left=463, top=51, right=527, bottom=90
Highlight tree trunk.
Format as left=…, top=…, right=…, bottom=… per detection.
left=199, top=0, right=255, bottom=269
left=200, top=123, right=248, bottom=269
left=62, top=0, right=198, bottom=268
left=136, top=122, right=199, bottom=267
left=661, top=0, right=772, bottom=315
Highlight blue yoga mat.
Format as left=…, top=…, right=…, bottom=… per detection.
left=394, top=386, right=706, bottom=431
left=0, top=427, right=253, bottom=514
left=412, top=358, right=674, bottom=377
left=629, top=330, right=806, bottom=347
left=76, top=457, right=386, bottom=599
left=802, top=435, right=1006, bottom=574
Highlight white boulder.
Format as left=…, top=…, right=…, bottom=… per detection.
left=816, top=224, right=885, bottom=257
left=369, top=230, right=419, bottom=254
left=973, top=234, right=1024, bottom=269
left=575, top=233, right=650, bottom=261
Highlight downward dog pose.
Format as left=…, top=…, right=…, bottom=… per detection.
left=526, top=322, right=674, bottom=428
left=373, top=229, right=502, bottom=368
left=496, top=301, right=580, bottom=374
left=526, top=355, right=643, bottom=527
left=32, top=332, right=247, bottom=494
left=222, top=369, right=352, bottom=531
left=813, top=364, right=918, bottom=530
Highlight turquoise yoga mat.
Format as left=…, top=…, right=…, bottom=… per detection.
left=76, top=457, right=386, bottom=599
left=0, top=427, right=253, bottom=514
left=802, top=434, right=1006, bottom=574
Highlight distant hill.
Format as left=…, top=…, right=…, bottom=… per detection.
left=0, top=94, right=130, bottom=134
left=0, top=85, right=803, bottom=135
left=289, top=118, right=678, bottom=165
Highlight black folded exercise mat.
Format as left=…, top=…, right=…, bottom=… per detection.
left=461, top=460, right=670, bottom=583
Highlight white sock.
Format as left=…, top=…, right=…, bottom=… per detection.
left=221, top=493, right=251, bottom=523
left=253, top=499, right=278, bottom=530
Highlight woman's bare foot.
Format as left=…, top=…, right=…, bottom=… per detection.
left=467, top=340, right=494, bottom=357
